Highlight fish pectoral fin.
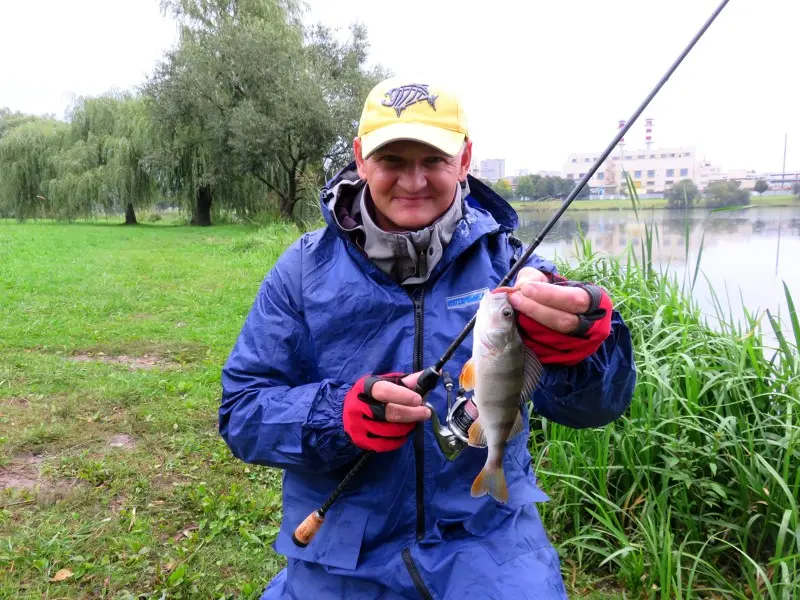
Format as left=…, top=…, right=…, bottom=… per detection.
left=459, top=357, right=475, bottom=392
left=520, top=345, right=544, bottom=401
left=507, top=410, right=525, bottom=441
left=467, top=418, right=487, bottom=447
left=471, top=464, right=509, bottom=503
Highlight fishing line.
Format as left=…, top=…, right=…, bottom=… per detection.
left=292, top=0, right=732, bottom=547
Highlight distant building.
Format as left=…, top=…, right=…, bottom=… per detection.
left=561, top=146, right=720, bottom=196
left=707, top=168, right=761, bottom=190
left=764, top=171, right=800, bottom=190
left=469, top=158, right=481, bottom=180
left=515, top=169, right=530, bottom=177
left=480, top=159, right=505, bottom=182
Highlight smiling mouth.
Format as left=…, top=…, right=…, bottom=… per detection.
left=394, top=197, right=431, bottom=203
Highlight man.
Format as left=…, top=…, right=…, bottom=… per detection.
left=219, top=77, right=636, bottom=599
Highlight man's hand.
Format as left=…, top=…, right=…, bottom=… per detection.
left=509, top=267, right=591, bottom=334
left=343, top=371, right=431, bottom=452
left=507, top=266, right=613, bottom=366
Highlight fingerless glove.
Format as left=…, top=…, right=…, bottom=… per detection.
left=517, top=276, right=613, bottom=366
left=343, top=373, right=416, bottom=452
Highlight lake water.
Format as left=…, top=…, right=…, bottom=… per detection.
left=515, top=205, right=800, bottom=349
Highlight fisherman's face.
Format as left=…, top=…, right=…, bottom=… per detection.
left=354, top=138, right=472, bottom=232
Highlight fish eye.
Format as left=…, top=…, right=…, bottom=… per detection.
left=502, top=308, right=513, bottom=319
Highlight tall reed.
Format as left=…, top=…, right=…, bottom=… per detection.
left=531, top=172, right=800, bottom=599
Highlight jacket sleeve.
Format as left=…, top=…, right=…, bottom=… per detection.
left=508, top=237, right=637, bottom=429
left=218, top=239, right=362, bottom=474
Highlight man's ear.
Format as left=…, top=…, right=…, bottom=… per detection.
left=354, top=137, right=367, bottom=179
left=458, top=139, right=472, bottom=182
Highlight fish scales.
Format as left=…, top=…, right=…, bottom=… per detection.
left=458, top=287, right=543, bottom=503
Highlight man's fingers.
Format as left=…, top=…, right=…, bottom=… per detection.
left=383, top=403, right=431, bottom=423
left=517, top=282, right=590, bottom=314
left=514, top=267, right=549, bottom=288
left=370, top=379, right=423, bottom=406
left=509, top=291, right=580, bottom=334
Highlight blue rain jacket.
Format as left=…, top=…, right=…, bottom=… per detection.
left=219, top=165, right=636, bottom=599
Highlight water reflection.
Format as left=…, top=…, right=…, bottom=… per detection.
left=515, top=205, right=800, bottom=347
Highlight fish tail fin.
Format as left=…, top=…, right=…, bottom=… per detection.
left=471, top=463, right=508, bottom=503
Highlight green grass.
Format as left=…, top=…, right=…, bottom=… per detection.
left=0, top=221, right=299, bottom=599
left=511, top=193, right=798, bottom=212
left=1, top=214, right=797, bottom=599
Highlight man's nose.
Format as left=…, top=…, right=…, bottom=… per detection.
left=397, top=164, right=426, bottom=192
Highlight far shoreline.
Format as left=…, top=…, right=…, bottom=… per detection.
left=511, top=194, right=798, bottom=213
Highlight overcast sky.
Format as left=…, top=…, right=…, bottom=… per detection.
left=2, top=0, right=797, bottom=175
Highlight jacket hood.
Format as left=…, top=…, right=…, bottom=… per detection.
left=318, top=161, right=520, bottom=237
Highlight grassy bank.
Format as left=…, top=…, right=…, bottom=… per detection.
left=533, top=233, right=799, bottom=599
left=1, top=220, right=798, bottom=599
left=512, top=193, right=798, bottom=212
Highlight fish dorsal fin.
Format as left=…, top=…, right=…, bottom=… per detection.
left=521, top=345, right=543, bottom=401
left=507, top=410, right=525, bottom=441
left=467, top=418, right=487, bottom=447
left=459, top=357, right=475, bottom=392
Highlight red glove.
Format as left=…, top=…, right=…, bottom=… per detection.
left=517, top=275, right=613, bottom=366
left=343, top=373, right=416, bottom=452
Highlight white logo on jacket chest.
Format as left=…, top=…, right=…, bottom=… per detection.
left=446, top=288, right=489, bottom=310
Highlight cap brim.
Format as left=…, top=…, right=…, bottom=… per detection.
left=361, top=122, right=465, bottom=159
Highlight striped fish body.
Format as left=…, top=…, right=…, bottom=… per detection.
left=459, top=289, right=543, bottom=503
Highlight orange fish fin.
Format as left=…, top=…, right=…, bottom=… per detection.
left=470, top=464, right=509, bottom=503
left=459, top=358, right=475, bottom=391
left=506, top=411, right=525, bottom=441
left=467, top=418, right=487, bottom=447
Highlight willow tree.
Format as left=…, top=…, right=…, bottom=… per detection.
left=53, top=92, right=159, bottom=224
left=0, top=117, right=70, bottom=220
left=0, top=108, right=42, bottom=139
left=143, top=0, right=385, bottom=224
left=0, top=95, right=158, bottom=223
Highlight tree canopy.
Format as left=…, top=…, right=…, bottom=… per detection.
left=0, top=0, right=386, bottom=225
left=143, top=0, right=386, bottom=224
left=704, top=180, right=750, bottom=208
left=513, top=174, right=588, bottom=201
left=666, top=179, right=699, bottom=208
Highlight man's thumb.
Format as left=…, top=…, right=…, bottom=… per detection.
left=401, top=371, right=423, bottom=390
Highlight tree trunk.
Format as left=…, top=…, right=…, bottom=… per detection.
left=191, top=185, right=212, bottom=226
left=124, top=203, right=137, bottom=225
left=279, top=169, right=298, bottom=220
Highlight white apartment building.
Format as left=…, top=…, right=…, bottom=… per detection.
left=480, top=158, right=505, bottom=182
left=561, top=146, right=712, bottom=195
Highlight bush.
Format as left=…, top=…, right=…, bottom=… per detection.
left=666, top=179, right=699, bottom=208
left=704, top=180, right=750, bottom=208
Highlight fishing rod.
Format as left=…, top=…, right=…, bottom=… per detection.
left=292, top=0, right=732, bottom=547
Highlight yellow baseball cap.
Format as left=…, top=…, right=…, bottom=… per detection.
left=357, top=77, right=469, bottom=158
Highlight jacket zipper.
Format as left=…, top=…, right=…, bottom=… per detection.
left=411, top=286, right=425, bottom=541
left=341, top=232, right=433, bottom=597
left=402, top=286, right=436, bottom=600
left=402, top=548, right=434, bottom=600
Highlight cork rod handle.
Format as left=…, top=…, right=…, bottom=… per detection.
left=291, top=510, right=325, bottom=547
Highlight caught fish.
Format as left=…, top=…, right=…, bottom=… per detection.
left=458, top=287, right=543, bottom=503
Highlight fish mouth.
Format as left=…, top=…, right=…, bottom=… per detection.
left=490, top=286, right=517, bottom=295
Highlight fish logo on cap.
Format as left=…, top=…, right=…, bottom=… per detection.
left=381, top=83, right=438, bottom=117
